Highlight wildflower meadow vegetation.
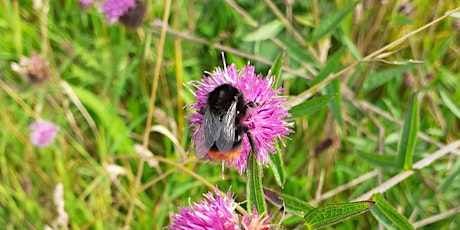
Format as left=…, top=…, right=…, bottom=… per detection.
left=1, top=0, right=459, bottom=229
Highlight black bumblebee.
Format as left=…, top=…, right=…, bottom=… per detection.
left=194, top=84, right=256, bottom=161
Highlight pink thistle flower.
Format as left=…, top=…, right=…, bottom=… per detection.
left=101, top=0, right=136, bottom=23
left=188, top=56, right=293, bottom=173
left=168, top=187, right=270, bottom=230
left=168, top=187, right=240, bottom=230
left=29, top=120, right=59, bottom=147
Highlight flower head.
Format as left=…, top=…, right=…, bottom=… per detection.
left=101, top=0, right=136, bottom=23
left=119, top=0, right=146, bottom=28
left=188, top=56, right=292, bottom=173
left=11, top=52, right=50, bottom=84
left=29, top=120, right=59, bottom=147
left=168, top=187, right=270, bottom=230
left=168, top=187, right=240, bottom=230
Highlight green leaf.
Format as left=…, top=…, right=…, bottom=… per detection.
left=271, top=51, right=285, bottom=89
left=371, top=193, right=414, bottom=230
left=70, top=85, right=134, bottom=153
left=342, top=35, right=362, bottom=60
left=396, top=94, right=419, bottom=170
left=363, top=64, right=414, bottom=92
left=308, top=1, right=359, bottom=43
left=278, top=37, right=316, bottom=67
left=393, top=14, right=414, bottom=25
left=326, top=79, right=343, bottom=128
left=310, top=48, right=344, bottom=127
left=242, top=20, right=284, bottom=41
left=312, top=48, right=345, bottom=85
left=264, top=188, right=314, bottom=218
left=357, top=152, right=396, bottom=168
left=304, top=201, right=375, bottom=229
left=438, top=157, right=460, bottom=192
left=246, top=151, right=267, bottom=214
left=268, top=142, right=286, bottom=187
left=439, top=90, right=460, bottom=120
left=290, top=95, right=335, bottom=119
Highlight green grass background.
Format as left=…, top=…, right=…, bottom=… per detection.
left=0, top=0, right=459, bottom=229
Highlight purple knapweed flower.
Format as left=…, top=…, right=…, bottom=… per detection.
left=29, top=120, right=59, bottom=147
left=188, top=56, right=293, bottom=173
left=101, top=0, right=136, bottom=23
left=168, top=187, right=270, bottom=230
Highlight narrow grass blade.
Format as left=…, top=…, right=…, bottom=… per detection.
left=278, top=37, right=316, bottom=67
left=438, top=157, right=460, bottom=192
left=289, top=95, right=334, bottom=119
left=268, top=143, right=286, bottom=187
left=304, top=201, right=375, bottom=229
left=247, top=151, right=267, bottom=214
left=363, top=64, right=414, bottom=92
left=308, top=1, right=359, bottom=43
left=439, top=90, right=460, bottom=120
left=311, top=48, right=345, bottom=85
left=264, top=188, right=314, bottom=218
left=357, top=152, right=396, bottom=168
left=396, top=94, right=419, bottom=170
left=242, top=20, right=284, bottom=41
left=326, top=79, right=343, bottom=128
left=71, top=85, right=134, bottom=153
left=371, top=193, right=414, bottom=230
left=311, top=48, right=344, bottom=127
left=271, top=51, right=285, bottom=89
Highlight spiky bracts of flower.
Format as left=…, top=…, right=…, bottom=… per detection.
left=188, top=58, right=293, bottom=173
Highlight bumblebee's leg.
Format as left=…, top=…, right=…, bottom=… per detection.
left=246, top=102, right=258, bottom=108
left=243, top=127, right=257, bottom=154
left=198, top=107, right=206, bottom=115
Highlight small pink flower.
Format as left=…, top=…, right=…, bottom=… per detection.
left=29, top=120, right=59, bottom=147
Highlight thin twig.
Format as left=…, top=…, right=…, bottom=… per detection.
left=224, top=0, right=258, bottom=27
left=125, top=0, right=173, bottom=227
left=309, top=170, right=379, bottom=205
left=352, top=140, right=460, bottom=201
left=412, top=207, right=460, bottom=228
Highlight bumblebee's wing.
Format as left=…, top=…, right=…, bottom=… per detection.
left=215, top=100, right=237, bottom=153
left=194, top=121, right=210, bottom=159
left=204, top=106, right=222, bottom=148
